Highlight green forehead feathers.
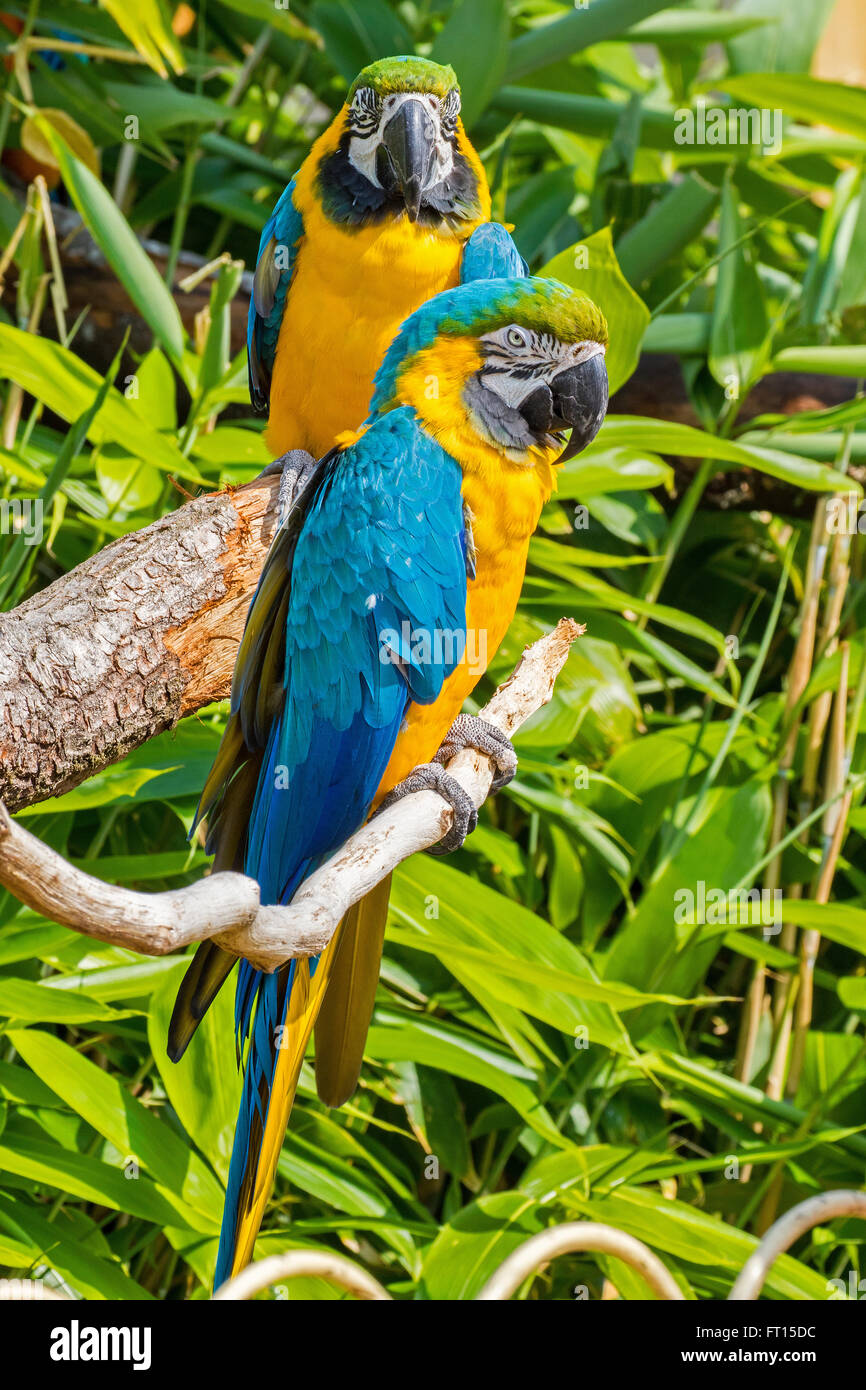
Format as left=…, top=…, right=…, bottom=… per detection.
left=440, top=279, right=609, bottom=348
left=349, top=56, right=459, bottom=100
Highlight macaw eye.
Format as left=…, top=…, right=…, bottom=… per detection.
left=506, top=327, right=528, bottom=349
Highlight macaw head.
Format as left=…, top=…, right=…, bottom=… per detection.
left=369, top=277, right=609, bottom=470
left=317, top=56, right=487, bottom=229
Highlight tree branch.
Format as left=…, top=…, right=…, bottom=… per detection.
left=0, top=620, right=583, bottom=972
left=0, top=472, right=281, bottom=812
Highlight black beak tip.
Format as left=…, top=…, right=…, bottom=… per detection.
left=554, top=353, right=609, bottom=463
left=404, top=179, right=422, bottom=222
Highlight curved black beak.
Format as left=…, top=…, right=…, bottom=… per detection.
left=377, top=98, right=436, bottom=222
left=520, top=351, right=609, bottom=463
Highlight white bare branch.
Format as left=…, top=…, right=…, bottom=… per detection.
left=0, top=619, right=583, bottom=972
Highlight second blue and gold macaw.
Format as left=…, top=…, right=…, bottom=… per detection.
left=248, top=54, right=526, bottom=461
left=170, top=275, right=609, bottom=1285
left=168, top=54, right=527, bottom=1066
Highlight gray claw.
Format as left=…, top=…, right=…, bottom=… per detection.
left=257, top=449, right=318, bottom=526
left=432, top=713, right=517, bottom=794
left=377, top=761, right=478, bottom=854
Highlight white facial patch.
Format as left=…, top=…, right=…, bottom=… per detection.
left=478, top=327, right=606, bottom=410
left=347, top=90, right=455, bottom=191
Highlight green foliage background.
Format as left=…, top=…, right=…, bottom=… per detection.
left=1, top=0, right=866, bottom=1300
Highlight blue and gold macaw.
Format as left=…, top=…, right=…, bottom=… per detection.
left=246, top=54, right=527, bottom=464
left=167, top=54, right=528, bottom=1076
left=169, top=276, right=609, bottom=1286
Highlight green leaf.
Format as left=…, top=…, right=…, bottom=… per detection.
left=628, top=10, right=773, bottom=43
left=708, top=175, right=770, bottom=398
left=430, top=0, right=510, bottom=129
left=0, top=326, right=205, bottom=484
left=541, top=227, right=650, bottom=393
left=420, top=1191, right=543, bottom=1299
left=148, top=968, right=240, bottom=1184
left=397, top=1063, right=471, bottom=1181
left=615, top=174, right=718, bottom=287
left=0, top=977, right=128, bottom=1025
left=493, top=88, right=679, bottom=151
left=104, top=80, right=225, bottom=133
left=719, top=73, right=866, bottom=144
left=726, top=0, right=835, bottom=76
left=42, top=128, right=185, bottom=365
left=392, top=858, right=634, bottom=1054
left=838, top=977, right=866, bottom=1012
left=0, top=338, right=122, bottom=605
left=7, top=1030, right=222, bottom=1230
left=310, top=0, right=413, bottom=83
left=505, top=0, right=689, bottom=81
left=366, top=1010, right=566, bottom=1148
left=597, top=415, right=854, bottom=492
left=605, top=781, right=772, bottom=1015
left=95, top=450, right=163, bottom=512
left=0, top=1191, right=153, bottom=1300
left=129, top=348, right=177, bottom=432
left=0, top=1127, right=194, bottom=1228
left=772, top=345, right=866, bottom=376
left=777, top=899, right=866, bottom=955
left=557, top=443, right=672, bottom=498
left=98, top=0, right=184, bottom=77
left=560, top=1185, right=831, bottom=1299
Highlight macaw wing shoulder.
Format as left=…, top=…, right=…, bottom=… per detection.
left=461, top=221, right=528, bottom=283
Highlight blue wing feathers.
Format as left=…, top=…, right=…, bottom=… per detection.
left=460, top=221, right=529, bottom=283
left=247, top=179, right=303, bottom=411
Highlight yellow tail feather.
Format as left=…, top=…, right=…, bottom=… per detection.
left=228, top=946, right=338, bottom=1278
left=314, top=874, right=391, bottom=1109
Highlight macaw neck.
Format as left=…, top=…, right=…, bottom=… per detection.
left=387, top=339, right=558, bottom=544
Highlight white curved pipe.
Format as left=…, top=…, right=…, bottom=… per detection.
left=475, top=1222, right=684, bottom=1301
left=729, top=1189, right=866, bottom=1300
left=212, top=1251, right=392, bottom=1301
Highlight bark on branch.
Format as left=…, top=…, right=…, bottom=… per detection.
left=0, top=620, right=583, bottom=972
left=0, top=473, right=282, bottom=812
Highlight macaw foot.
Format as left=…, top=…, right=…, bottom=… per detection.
left=377, top=762, right=478, bottom=855
left=432, top=714, right=517, bottom=794
left=257, top=448, right=318, bottom=526
left=377, top=716, right=517, bottom=855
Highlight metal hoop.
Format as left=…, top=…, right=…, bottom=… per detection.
left=475, top=1222, right=685, bottom=1301
left=729, top=1190, right=866, bottom=1300
left=212, top=1250, right=392, bottom=1301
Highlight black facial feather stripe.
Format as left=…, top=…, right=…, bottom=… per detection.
left=481, top=363, right=552, bottom=381
left=349, top=85, right=380, bottom=133
left=442, top=89, right=461, bottom=133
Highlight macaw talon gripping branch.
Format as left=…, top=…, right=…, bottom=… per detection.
left=255, top=448, right=320, bottom=526
left=376, top=759, right=479, bottom=854
left=432, top=712, right=518, bottom=794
